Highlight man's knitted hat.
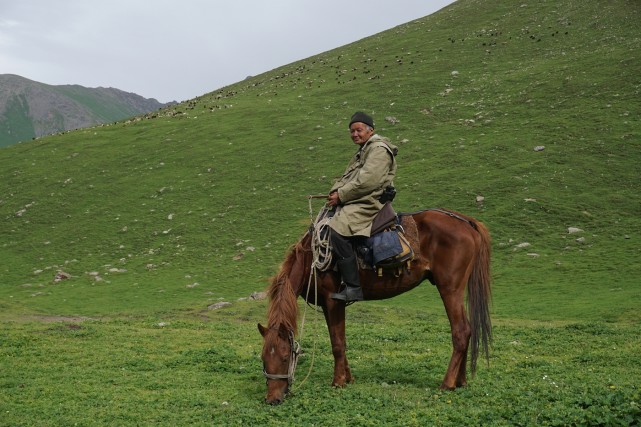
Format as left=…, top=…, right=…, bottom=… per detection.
left=349, top=111, right=374, bottom=129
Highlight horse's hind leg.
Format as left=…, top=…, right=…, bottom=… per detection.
left=322, top=299, right=353, bottom=386
left=455, top=337, right=469, bottom=388
left=438, top=286, right=471, bottom=390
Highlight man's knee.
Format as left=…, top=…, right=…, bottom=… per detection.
left=329, top=228, right=354, bottom=260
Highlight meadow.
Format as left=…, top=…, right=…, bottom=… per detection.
left=2, top=303, right=640, bottom=426
left=1, top=0, right=640, bottom=425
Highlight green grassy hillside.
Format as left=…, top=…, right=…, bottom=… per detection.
left=0, top=75, right=171, bottom=147
left=1, top=1, right=640, bottom=424
left=0, top=93, right=37, bottom=146
left=1, top=0, right=640, bottom=322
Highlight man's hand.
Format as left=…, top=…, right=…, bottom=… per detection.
left=327, top=191, right=341, bottom=207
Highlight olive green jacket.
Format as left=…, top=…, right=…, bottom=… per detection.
left=328, top=134, right=398, bottom=237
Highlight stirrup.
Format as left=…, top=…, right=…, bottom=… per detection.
left=331, top=286, right=363, bottom=303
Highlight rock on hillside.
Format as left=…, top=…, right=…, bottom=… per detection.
left=0, top=74, right=176, bottom=147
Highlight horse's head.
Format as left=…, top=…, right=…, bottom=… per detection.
left=258, top=323, right=299, bottom=405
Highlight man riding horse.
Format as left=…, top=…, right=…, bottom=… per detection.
left=259, top=113, right=492, bottom=402
left=326, top=111, right=398, bottom=302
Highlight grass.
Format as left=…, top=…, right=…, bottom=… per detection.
left=0, top=0, right=640, bottom=424
left=1, top=303, right=639, bottom=426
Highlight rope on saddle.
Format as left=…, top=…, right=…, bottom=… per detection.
left=399, top=208, right=479, bottom=231
left=308, top=202, right=334, bottom=272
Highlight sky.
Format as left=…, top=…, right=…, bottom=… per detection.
left=0, top=0, right=455, bottom=103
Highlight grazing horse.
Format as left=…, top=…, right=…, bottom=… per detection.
left=258, top=209, right=492, bottom=405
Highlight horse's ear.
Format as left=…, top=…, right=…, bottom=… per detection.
left=258, top=323, right=268, bottom=337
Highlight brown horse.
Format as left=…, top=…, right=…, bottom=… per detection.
left=258, top=209, right=492, bottom=405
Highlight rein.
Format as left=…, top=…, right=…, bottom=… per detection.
left=261, top=196, right=326, bottom=389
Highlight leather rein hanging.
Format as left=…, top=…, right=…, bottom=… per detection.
left=262, top=195, right=324, bottom=387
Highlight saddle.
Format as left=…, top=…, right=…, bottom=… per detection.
left=358, top=203, right=417, bottom=276
left=311, top=203, right=418, bottom=276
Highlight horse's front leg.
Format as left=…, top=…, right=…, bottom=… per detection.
left=322, top=298, right=353, bottom=386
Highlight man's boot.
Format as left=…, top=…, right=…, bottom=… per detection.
left=331, top=254, right=364, bottom=302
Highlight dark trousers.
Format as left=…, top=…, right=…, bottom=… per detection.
left=330, top=228, right=363, bottom=260
left=329, top=228, right=363, bottom=297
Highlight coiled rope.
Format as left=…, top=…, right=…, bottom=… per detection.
left=308, top=196, right=334, bottom=272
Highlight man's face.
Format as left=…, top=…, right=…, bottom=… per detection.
left=349, top=122, right=374, bottom=145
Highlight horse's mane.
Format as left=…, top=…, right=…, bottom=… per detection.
left=266, top=233, right=312, bottom=335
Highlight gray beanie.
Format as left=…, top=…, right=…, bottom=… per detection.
left=349, top=111, right=374, bottom=129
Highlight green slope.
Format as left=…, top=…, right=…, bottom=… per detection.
left=53, top=85, right=155, bottom=121
left=0, top=94, right=36, bottom=145
left=0, top=75, right=169, bottom=147
left=0, top=0, right=639, bottom=320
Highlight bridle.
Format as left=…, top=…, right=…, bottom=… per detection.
left=262, top=330, right=301, bottom=386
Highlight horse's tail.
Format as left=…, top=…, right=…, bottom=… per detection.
left=467, top=220, right=492, bottom=375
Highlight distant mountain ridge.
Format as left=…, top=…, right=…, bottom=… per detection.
left=0, top=74, right=175, bottom=147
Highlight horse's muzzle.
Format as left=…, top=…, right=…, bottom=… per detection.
left=264, top=385, right=289, bottom=405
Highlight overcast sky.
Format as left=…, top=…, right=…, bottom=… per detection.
left=0, top=1, right=455, bottom=103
